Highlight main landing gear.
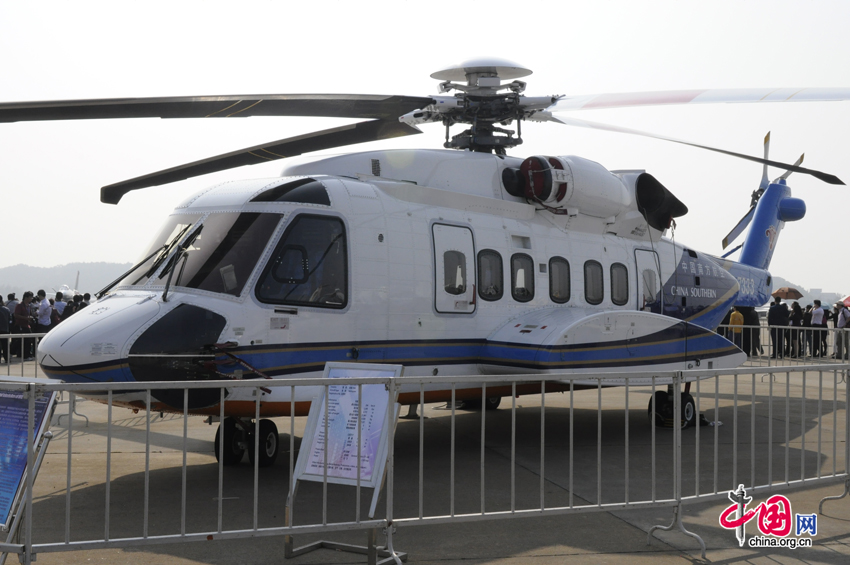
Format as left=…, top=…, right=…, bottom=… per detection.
left=458, top=396, right=502, bottom=411
left=647, top=385, right=697, bottom=429
left=214, top=416, right=280, bottom=467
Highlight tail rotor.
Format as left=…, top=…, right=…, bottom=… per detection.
left=721, top=132, right=805, bottom=257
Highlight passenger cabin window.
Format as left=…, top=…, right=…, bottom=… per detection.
left=611, top=262, right=629, bottom=306
left=549, top=257, right=570, bottom=304
left=511, top=253, right=534, bottom=302
left=256, top=215, right=347, bottom=308
left=584, top=260, right=603, bottom=305
left=443, top=250, right=467, bottom=295
left=477, top=250, right=503, bottom=301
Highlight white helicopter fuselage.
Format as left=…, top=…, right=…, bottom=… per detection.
left=38, top=148, right=751, bottom=416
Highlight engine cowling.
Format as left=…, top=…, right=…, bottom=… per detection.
left=503, top=155, right=632, bottom=218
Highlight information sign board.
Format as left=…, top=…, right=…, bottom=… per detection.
left=293, top=363, right=402, bottom=491
left=0, top=387, right=55, bottom=531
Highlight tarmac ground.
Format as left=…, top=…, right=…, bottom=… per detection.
left=4, top=362, right=850, bottom=564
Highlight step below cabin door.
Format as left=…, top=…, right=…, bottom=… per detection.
left=432, top=223, right=476, bottom=314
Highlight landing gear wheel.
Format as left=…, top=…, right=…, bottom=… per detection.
left=484, top=396, right=502, bottom=410
left=459, top=396, right=502, bottom=411
left=214, top=417, right=246, bottom=465
left=648, top=390, right=672, bottom=427
left=681, top=393, right=696, bottom=429
left=648, top=391, right=697, bottom=428
left=248, top=419, right=279, bottom=467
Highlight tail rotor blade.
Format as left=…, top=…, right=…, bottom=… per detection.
left=759, top=132, right=771, bottom=190
left=722, top=207, right=756, bottom=249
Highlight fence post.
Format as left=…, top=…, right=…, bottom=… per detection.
left=383, top=377, right=402, bottom=564
left=647, top=372, right=706, bottom=557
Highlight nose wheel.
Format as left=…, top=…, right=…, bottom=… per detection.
left=647, top=387, right=697, bottom=428
left=248, top=419, right=280, bottom=467
left=214, top=417, right=280, bottom=467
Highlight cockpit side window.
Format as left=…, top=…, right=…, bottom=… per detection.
left=256, top=215, right=347, bottom=308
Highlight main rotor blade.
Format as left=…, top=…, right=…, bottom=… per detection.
left=776, top=153, right=805, bottom=182
left=553, top=87, right=850, bottom=111
left=722, top=207, right=755, bottom=250
left=0, top=94, right=434, bottom=122
left=552, top=115, right=845, bottom=185
left=100, top=120, right=421, bottom=204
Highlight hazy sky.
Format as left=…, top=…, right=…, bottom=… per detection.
left=1, top=1, right=848, bottom=293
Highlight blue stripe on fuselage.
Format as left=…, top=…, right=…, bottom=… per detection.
left=39, top=323, right=739, bottom=382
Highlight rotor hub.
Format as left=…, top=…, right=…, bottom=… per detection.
left=399, top=59, right=556, bottom=154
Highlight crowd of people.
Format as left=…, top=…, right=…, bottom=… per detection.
left=762, top=297, right=850, bottom=360
left=0, top=290, right=92, bottom=363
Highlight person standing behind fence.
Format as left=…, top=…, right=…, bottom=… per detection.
left=803, top=304, right=813, bottom=357
left=34, top=289, right=52, bottom=334
left=811, top=300, right=826, bottom=357
left=61, top=295, right=78, bottom=320
left=768, top=297, right=789, bottom=359
left=741, top=306, right=761, bottom=356
left=54, top=291, right=67, bottom=317
left=13, top=291, right=34, bottom=360
left=6, top=293, right=18, bottom=318
left=790, top=301, right=803, bottom=357
left=0, top=298, right=10, bottom=364
left=729, top=307, right=744, bottom=349
left=837, top=302, right=850, bottom=362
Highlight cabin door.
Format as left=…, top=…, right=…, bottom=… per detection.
left=432, top=223, right=476, bottom=314
left=634, top=249, right=662, bottom=314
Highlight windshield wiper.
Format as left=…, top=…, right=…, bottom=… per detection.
left=95, top=243, right=168, bottom=299
left=144, top=223, right=194, bottom=282
left=161, top=225, right=204, bottom=302
left=159, top=224, right=203, bottom=281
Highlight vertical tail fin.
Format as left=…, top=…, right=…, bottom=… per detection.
left=720, top=133, right=807, bottom=270
left=738, top=180, right=805, bottom=269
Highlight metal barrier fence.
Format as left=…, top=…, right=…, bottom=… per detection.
left=718, top=324, right=850, bottom=368
left=2, top=364, right=848, bottom=563
left=1, top=333, right=46, bottom=379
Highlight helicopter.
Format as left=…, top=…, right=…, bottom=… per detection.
left=2, top=58, right=846, bottom=466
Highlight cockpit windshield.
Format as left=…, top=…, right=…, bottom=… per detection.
left=119, top=212, right=282, bottom=296
left=119, top=215, right=200, bottom=288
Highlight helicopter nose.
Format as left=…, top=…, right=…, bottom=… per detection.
left=127, top=303, right=227, bottom=379
left=39, top=297, right=228, bottom=398
left=38, top=294, right=162, bottom=382
left=124, top=303, right=228, bottom=409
